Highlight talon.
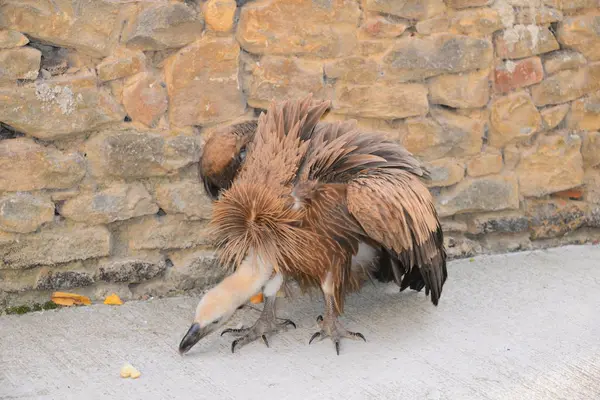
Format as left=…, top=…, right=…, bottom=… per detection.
left=309, top=332, right=321, bottom=344
left=335, top=341, right=340, bottom=356
left=354, top=332, right=366, bottom=342
left=316, top=315, right=323, bottom=323
left=221, top=327, right=246, bottom=336
left=283, top=320, right=296, bottom=329
left=231, top=339, right=239, bottom=353
left=221, top=328, right=232, bottom=337
left=261, top=335, right=269, bottom=348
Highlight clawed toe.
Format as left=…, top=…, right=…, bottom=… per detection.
left=225, top=317, right=297, bottom=353
left=308, top=315, right=366, bottom=355
left=221, top=327, right=250, bottom=337
left=278, top=319, right=296, bottom=329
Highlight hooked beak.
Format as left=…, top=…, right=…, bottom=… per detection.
left=178, top=323, right=210, bottom=355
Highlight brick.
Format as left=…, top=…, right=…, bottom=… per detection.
left=493, top=57, right=544, bottom=93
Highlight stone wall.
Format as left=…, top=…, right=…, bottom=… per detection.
left=0, top=0, right=599, bottom=310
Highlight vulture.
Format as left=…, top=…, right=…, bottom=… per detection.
left=179, top=95, right=447, bottom=356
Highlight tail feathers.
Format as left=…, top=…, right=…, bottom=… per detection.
left=375, top=228, right=447, bottom=306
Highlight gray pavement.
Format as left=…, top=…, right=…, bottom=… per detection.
left=1, top=245, right=600, bottom=400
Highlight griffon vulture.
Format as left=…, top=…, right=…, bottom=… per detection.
left=179, top=95, right=447, bottom=355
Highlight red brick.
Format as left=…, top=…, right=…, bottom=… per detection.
left=493, top=57, right=544, bottom=94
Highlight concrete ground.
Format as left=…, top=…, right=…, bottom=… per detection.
left=1, top=245, right=599, bottom=400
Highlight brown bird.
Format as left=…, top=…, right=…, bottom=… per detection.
left=179, top=95, right=447, bottom=356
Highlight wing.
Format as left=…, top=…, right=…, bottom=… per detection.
left=298, top=123, right=430, bottom=184
left=346, top=170, right=447, bottom=305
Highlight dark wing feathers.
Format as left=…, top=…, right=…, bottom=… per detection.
left=346, top=171, right=447, bottom=305
left=295, top=118, right=447, bottom=306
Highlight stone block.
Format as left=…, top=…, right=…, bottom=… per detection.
left=428, top=69, right=490, bottom=108
left=495, top=25, right=559, bottom=59
left=165, top=249, right=226, bottom=291
left=155, top=181, right=213, bottom=220
left=237, top=0, right=360, bottom=58
left=164, top=36, right=245, bottom=127
left=467, top=211, right=529, bottom=234
left=382, top=34, right=493, bottom=81
left=449, top=8, right=503, bottom=36
left=446, top=0, right=493, bottom=8
left=531, top=63, right=600, bottom=106
left=580, top=131, right=600, bottom=168
left=96, top=48, right=146, bottom=82
left=0, top=0, right=125, bottom=57
left=416, top=16, right=450, bottom=35
left=542, top=0, right=597, bottom=9
left=467, top=150, right=503, bottom=177
left=0, top=79, right=125, bottom=139
left=543, top=50, right=587, bottom=75
left=0, top=30, right=29, bottom=49
left=60, top=183, right=158, bottom=225
left=359, top=13, right=409, bottom=39
left=541, top=104, right=570, bottom=130
left=0, top=47, right=41, bottom=81
left=85, top=129, right=200, bottom=179
left=204, top=0, right=237, bottom=33
left=324, top=57, right=381, bottom=84
left=557, top=16, right=600, bottom=61
left=244, top=56, right=327, bottom=109
left=527, top=199, right=589, bottom=240
left=401, top=108, right=484, bottom=161
left=0, top=193, right=54, bottom=234
left=0, top=225, right=111, bottom=269
left=125, top=215, right=210, bottom=251
left=97, top=257, right=167, bottom=283
left=363, top=0, right=446, bottom=20
left=122, top=72, right=168, bottom=128
left=35, top=268, right=94, bottom=290
left=125, top=3, right=204, bottom=51
left=567, top=93, right=600, bottom=132
left=489, top=91, right=542, bottom=148
left=435, top=175, right=519, bottom=217
left=425, top=158, right=465, bottom=187
left=0, top=138, right=85, bottom=192
left=333, top=82, right=428, bottom=119
left=493, top=57, right=544, bottom=93
left=515, top=7, right=562, bottom=25
left=517, top=134, right=584, bottom=197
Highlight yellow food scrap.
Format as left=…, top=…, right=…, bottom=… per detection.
left=51, top=292, right=91, bottom=306
left=104, top=293, right=123, bottom=305
left=120, top=363, right=141, bottom=379
left=250, top=293, right=263, bottom=304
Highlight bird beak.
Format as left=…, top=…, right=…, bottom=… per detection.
left=178, top=323, right=209, bottom=355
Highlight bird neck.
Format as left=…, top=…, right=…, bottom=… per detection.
left=217, top=250, right=275, bottom=308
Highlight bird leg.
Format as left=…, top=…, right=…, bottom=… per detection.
left=221, top=295, right=296, bottom=353
left=308, top=294, right=366, bottom=355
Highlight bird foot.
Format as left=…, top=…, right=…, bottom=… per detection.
left=221, top=314, right=296, bottom=353
left=308, top=315, right=366, bottom=355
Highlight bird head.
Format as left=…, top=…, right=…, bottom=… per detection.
left=178, top=284, right=239, bottom=355
left=199, top=120, right=258, bottom=200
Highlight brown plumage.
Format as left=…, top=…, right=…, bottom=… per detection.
left=179, top=95, right=447, bottom=356
left=199, top=120, right=258, bottom=199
